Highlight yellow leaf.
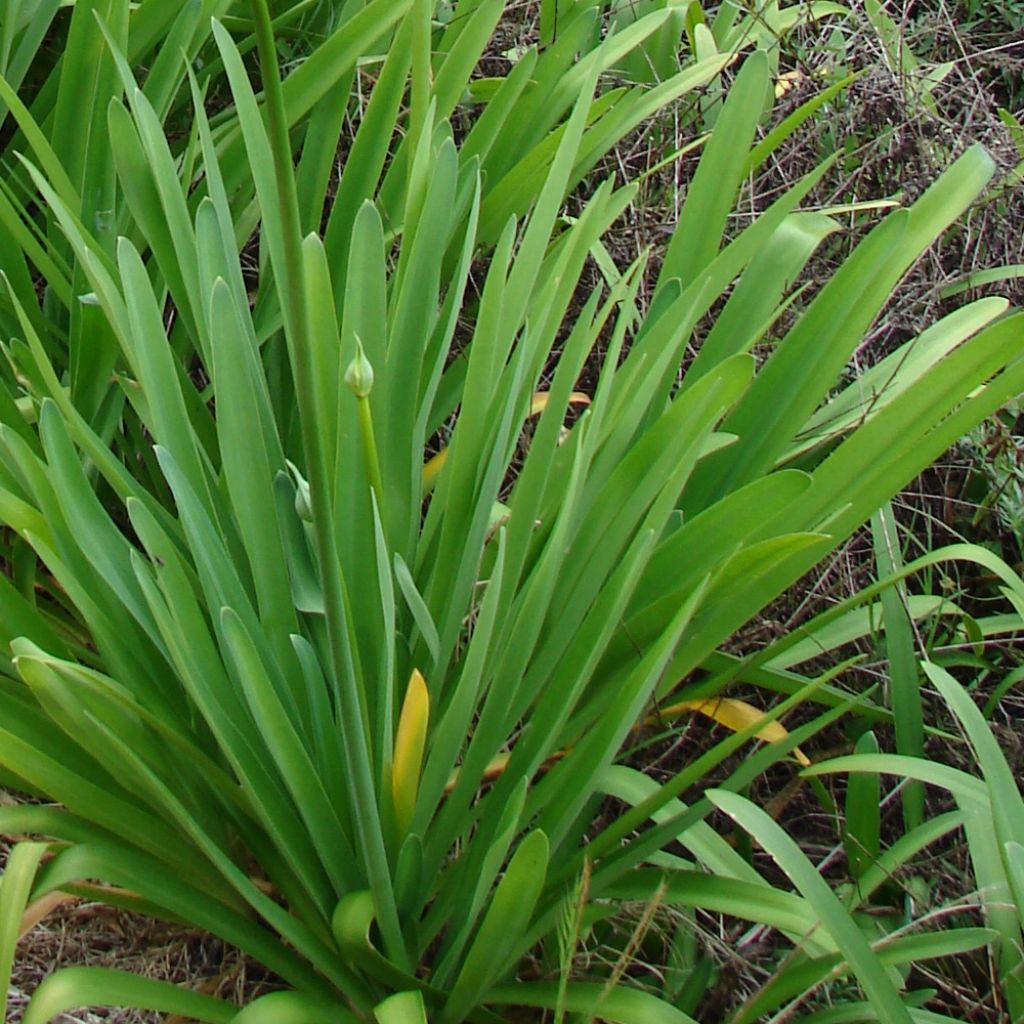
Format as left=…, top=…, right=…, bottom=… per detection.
left=392, top=669, right=430, bottom=835
left=529, top=390, right=591, bottom=416
left=774, top=70, right=805, bottom=98
left=652, top=697, right=810, bottom=766
left=443, top=747, right=571, bottom=796
left=421, top=448, right=448, bottom=491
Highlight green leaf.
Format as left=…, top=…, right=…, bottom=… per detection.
left=708, top=790, right=914, bottom=1023
left=872, top=503, right=924, bottom=828
left=606, top=869, right=836, bottom=956
left=394, top=553, right=441, bottom=667
left=219, top=607, right=356, bottom=897
left=923, top=662, right=1024, bottom=840
left=488, top=981, right=700, bottom=1024
left=22, top=967, right=234, bottom=1024
left=716, top=145, right=995, bottom=494
left=0, top=842, right=48, bottom=1023
left=845, top=730, right=881, bottom=879
left=51, top=0, right=127, bottom=419
left=1005, top=841, right=1024, bottom=924
left=655, top=51, right=768, bottom=296
left=331, top=890, right=436, bottom=996
left=210, top=278, right=296, bottom=651
left=229, top=990, right=360, bottom=1024
left=442, top=830, right=550, bottom=1023
left=375, top=991, right=430, bottom=1024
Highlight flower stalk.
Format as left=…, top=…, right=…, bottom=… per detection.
left=247, top=0, right=408, bottom=970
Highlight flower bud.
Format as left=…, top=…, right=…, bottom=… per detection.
left=287, top=461, right=313, bottom=522
left=344, top=338, right=374, bottom=398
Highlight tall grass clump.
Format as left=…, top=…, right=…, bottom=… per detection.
left=0, top=1, right=1023, bottom=1021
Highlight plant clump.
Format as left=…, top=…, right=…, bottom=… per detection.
left=0, top=2, right=1022, bottom=1023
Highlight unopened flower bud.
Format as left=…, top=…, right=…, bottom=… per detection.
left=287, top=461, right=313, bottom=522
left=344, top=338, right=374, bottom=398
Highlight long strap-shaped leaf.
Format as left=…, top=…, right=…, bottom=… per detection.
left=709, top=790, right=914, bottom=1023
left=0, top=841, right=47, bottom=1023
left=488, top=981, right=699, bottom=1024
left=21, top=967, right=235, bottom=1024
left=50, top=0, right=126, bottom=420
left=441, top=830, right=550, bottom=1024
left=696, top=145, right=996, bottom=501
left=654, top=51, right=768, bottom=297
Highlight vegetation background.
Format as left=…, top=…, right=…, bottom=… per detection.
left=1, top=0, right=1023, bottom=1022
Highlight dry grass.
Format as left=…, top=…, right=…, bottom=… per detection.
left=7, top=895, right=267, bottom=1024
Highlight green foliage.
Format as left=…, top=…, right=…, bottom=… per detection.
left=957, top=0, right=1024, bottom=32
left=0, top=1, right=1022, bottom=1021
left=809, top=661, right=1024, bottom=1022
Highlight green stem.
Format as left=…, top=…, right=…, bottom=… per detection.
left=247, top=0, right=409, bottom=972
left=357, top=396, right=386, bottom=520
